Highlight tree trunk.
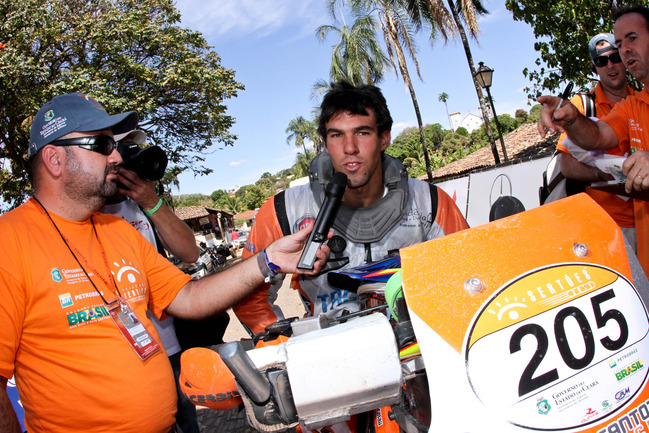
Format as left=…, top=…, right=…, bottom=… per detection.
left=387, top=14, right=434, bottom=182
left=446, top=0, right=501, bottom=164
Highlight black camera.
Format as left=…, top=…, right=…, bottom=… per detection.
left=117, top=141, right=168, bottom=181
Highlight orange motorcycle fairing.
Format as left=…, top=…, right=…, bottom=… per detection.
left=400, top=194, right=649, bottom=432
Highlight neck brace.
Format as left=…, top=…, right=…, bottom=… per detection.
left=308, top=152, right=410, bottom=244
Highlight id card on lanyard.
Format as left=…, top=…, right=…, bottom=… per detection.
left=107, top=297, right=160, bottom=360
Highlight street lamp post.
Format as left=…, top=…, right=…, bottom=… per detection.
left=474, top=62, right=509, bottom=162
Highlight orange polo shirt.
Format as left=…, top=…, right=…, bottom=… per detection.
left=556, top=84, right=635, bottom=228
left=604, top=88, right=649, bottom=275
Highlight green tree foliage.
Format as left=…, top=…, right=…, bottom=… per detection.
left=515, top=108, right=529, bottom=123
left=528, top=104, right=543, bottom=123
left=239, top=185, right=267, bottom=211
left=286, top=116, right=321, bottom=158
left=455, top=126, right=469, bottom=136
left=316, top=6, right=389, bottom=85
left=0, top=0, right=243, bottom=208
left=175, top=194, right=213, bottom=207
left=210, top=189, right=229, bottom=205
left=505, top=0, right=636, bottom=96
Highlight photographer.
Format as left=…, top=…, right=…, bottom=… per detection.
left=103, top=130, right=201, bottom=433
left=110, top=130, right=198, bottom=263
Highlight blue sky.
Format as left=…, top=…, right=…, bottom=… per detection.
left=173, top=0, right=543, bottom=196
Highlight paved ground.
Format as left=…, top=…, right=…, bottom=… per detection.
left=193, top=253, right=306, bottom=432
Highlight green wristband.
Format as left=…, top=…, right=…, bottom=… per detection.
left=143, top=198, right=163, bottom=217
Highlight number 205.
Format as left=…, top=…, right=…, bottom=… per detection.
left=510, top=288, right=629, bottom=397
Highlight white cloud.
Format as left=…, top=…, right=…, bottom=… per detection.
left=174, top=0, right=323, bottom=42
left=391, top=121, right=415, bottom=137
left=229, top=159, right=247, bottom=166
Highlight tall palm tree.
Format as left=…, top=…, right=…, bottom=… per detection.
left=316, top=6, right=389, bottom=86
left=293, top=148, right=317, bottom=178
left=401, top=0, right=501, bottom=163
left=438, top=92, right=453, bottom=131
left=286, top=116, right=314, bottom=159
left=222, top=195, right=244, bottom=214
left=324, top=0, right=435, bottom=182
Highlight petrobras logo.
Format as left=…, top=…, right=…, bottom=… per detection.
left=615, top=388, right=630, bottom=402
left=67, top=306, right=109, bottom=327
left=59, top=293, right=73, bottom=308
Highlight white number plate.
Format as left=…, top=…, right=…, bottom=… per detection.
left=466, top=264, right=649, bottom=430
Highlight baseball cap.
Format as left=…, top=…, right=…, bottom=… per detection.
left=114, top=129, right=146, bottom=144
left=29, top=92, right=138, bottom=158
left=588, top=33, right=617, bottom=60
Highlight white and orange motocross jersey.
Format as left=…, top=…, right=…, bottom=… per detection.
left=234, top=173, right=468, bottom=335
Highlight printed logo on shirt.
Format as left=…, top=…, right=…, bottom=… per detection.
left=61, top=267, right=90, bottom=285
left=67, top=305, right=110, bottom=328
left=51, top=267, right=62, bottom=283
left=294, top=215, right=316, bottom=232
left=111, top=258, right=147, bottom=303
left=59, top=293, right=73, bottom=308
left=629, top=118, right=644, bottom=132
left=128, top=218, right=152, bottom=234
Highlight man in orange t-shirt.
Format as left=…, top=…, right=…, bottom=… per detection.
left=0, top=93, right=330, bottom=433
left=538, top=6, right=649, bottom=275
left=555, top=33, right=636, bottom=249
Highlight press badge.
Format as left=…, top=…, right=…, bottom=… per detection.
left=107, top=297, right=160, bottom=360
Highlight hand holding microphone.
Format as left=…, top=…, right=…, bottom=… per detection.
left=297, top=172, right=347, bottom=270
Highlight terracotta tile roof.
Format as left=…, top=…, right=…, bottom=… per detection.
left=173, top=206, right=210, bottom=220
left=235, top=210, right=258, bottom=221
left=424, top=123, right=560, bottom=182
left=173, top=206, right=233, bottom=221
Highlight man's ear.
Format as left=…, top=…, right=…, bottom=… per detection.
left=40, top=145, right=64, bottom=177
left=380, top=130, right=391, bottom=151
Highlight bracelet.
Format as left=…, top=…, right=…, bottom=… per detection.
left=257, top=248, right=281, bottom=283
left=143, top=198, right=163, bottom=217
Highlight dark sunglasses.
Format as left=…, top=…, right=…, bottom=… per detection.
left=52, top=135, right=117, bottom=156
left=593, top=51, right=623, bottom=68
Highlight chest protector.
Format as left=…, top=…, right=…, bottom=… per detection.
left=308, top=153, right=410, bottom=244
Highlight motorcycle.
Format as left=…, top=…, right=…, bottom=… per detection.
left=205, top=245, right=227, bottom=269
left=216, top=242, right=237, bottom=260
left=180, top=194, right=649, bottom=433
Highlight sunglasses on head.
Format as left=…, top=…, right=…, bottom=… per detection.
left=52, top=135, right=117, bottom=156
left=593, top=51, right=623, bottom=68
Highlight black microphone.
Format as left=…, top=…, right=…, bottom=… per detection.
left=297, top=172, right=347, bottom=270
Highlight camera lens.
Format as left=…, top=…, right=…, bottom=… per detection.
left=117, top=142, right=168, bottom=181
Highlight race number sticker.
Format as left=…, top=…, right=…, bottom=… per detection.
left=465, top=264, right=649, bottom=430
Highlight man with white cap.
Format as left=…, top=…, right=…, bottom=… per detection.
left=538, top=5, right=649, bottom=275
left=554, top=32, right=636, bottom=249
left=103, top=129, right=201, bottom=433
left=0, top=92, right=330, bottom=433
